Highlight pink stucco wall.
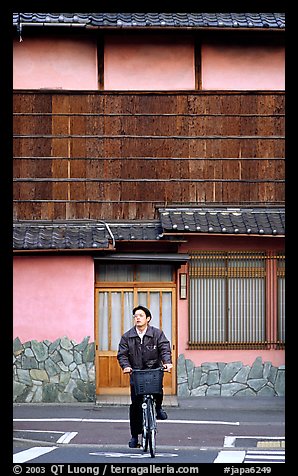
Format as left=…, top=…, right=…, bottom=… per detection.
left=13, top=256, right=94, bottom=342
left=13, top=35, right=284, bottom=91
left=177, top=236, right=285, bottom=367
left=100, top=34, right=195, bottom=90
left=202, top=42, right=285, bottom=90
left=13, top=36, right=98, bottom=90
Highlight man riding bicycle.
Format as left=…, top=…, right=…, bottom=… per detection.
left=117, top=305, right=173, bottom=448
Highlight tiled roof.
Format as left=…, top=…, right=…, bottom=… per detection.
left=159, top=207, right=285, bottom=236
left=111, top=222, right=164, bottom=241
left=13, top=223, right=111, bottom=250
left=13, top=221, right=164, bottom=251
left=13, top=13, right=285, bottom=30
left=13, top=208, right=284, bottom=251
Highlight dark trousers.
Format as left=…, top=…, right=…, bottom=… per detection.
left=129, top=384, right=163, bottom=437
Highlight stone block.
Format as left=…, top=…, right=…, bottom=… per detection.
left=13, top=337, right=24, bottom=356
left=60, top=336, right=73, bottom=351
left=248, top=357, right=263, bottom=379
left=17, top=369, right=32, bottom=386
left=207, top=369, right=220, bottom=385
left=192, top=367, right=202, bottom=389
left=233, top=365, right=250, bottom=384
left=221, top=382, right=247, bottom=396
left=75, top=336, right=90, bottom=352
left=59, top=348, right=73, bottom=367
left=30, top=369, right=49, bottom=382
left=219, top=362, right=243, bottom=384
left=207, top=384, right=221, bottom=395
left=247, top=378, right=267, bottom=392
left=31, top=340, right=49, bottom=362
left=178, top=382, right=190, bottom=397
left=42, top=383, right=59, bottom=402
left=191, top=385, right=207, bottom=396
left=275, top=369, right=285, bottom=396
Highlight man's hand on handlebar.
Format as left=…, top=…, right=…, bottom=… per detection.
left=123, top=364, right=172, bottom=373
left=123, top=367, right=132, bottom=374
left=163, top=363, right=173, bottom=372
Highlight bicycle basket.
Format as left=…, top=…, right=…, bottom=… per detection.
left=133, top=368, right=163, bottom=395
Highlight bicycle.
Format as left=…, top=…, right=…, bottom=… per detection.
left=131, top=367, right=166, bottom=458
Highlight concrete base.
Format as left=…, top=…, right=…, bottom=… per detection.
left=95, top=394, right=179, bottom=407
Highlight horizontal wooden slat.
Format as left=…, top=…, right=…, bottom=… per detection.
left=14, top=178, right=284, bottom=183
left=13, top=156, right=286, bottom=160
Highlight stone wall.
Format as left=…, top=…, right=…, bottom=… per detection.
left=177, top=354, right=285, bottom=397
left=13, top=336, right=95, bottom=403
left=13, top=338, right=285, bottom=402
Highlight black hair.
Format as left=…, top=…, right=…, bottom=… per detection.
left=133, top=305, right=152, bottom=321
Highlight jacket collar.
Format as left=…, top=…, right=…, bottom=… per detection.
left=128, top=325, right=154, bottom=338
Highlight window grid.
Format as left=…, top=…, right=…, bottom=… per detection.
left=188, top=251, right=285, bottom=350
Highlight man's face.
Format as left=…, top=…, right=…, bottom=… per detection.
left=133, top=309, right=149, bottom=330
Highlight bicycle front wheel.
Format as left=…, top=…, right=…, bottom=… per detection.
left=142, top=403, right=149, bottom=453
left=142, top=427, right=148, bottom=453
left=149, top=428, right=156, bottom=458
left=147, top=398, right=157, bottom=458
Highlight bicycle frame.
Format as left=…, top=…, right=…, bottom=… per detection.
left=141, top=393, right=157, bottom=457
left=131, top=367, right=165, bottom=458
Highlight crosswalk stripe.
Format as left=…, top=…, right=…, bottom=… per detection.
left=214, top=449, right=285, bottom=464
left=56, top=431, right=78, bottom=444
left=247, top=450, right=285, bottom=455
left=244, top=450, right=285, bottom=463
left=13, top=446, right=57, bottom=463
left=214, top=451, right=245, bottom=463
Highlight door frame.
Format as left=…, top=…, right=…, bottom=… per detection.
left=94, top=282, right=177, bottom=395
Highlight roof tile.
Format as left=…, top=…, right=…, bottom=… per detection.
left=159, top=207, right=285, bottom=236
left=13, top=207, right=284, bottom=251
left=13, top=13, right=285, bottom=30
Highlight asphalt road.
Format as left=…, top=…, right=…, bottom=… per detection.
left=13, top=396, right=285, bottom=465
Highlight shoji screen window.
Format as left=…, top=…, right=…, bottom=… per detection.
left=189, top=251, right=284, bottom=349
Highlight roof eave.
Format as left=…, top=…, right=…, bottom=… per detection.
left=162, top=232, right=285, bottom=238
left=16, top=23, right=285, bottom=32
left=13, top=245, right=115, bottom=253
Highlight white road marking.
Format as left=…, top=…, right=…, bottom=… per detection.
left=14, top=418, right=239, bottom=425
left=160, top=419, right=239, bottom=425
left=244, top=450, right=285, bottom=463
left=247, top=450, right=285, bottom=454
left=245, top=451, right=285, bottom=459
left=13, top=446, right=57, bottom=463
left=14, top=429, right=64, bottom=434
left=223, top=436, right=236, bottom=447
left=14, top=418, right=88, bottom=422
left=89, top=452, right=178, bottom=458
left=214, top=450, right=246, bottom=463
left=14, top=428, right=77, bottom=443
left=56, top=431, right=78, bottom=444
left=224, top=435, right=285, bottom=447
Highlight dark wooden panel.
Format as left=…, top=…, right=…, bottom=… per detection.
left=13, top=91, right=285, bottom=221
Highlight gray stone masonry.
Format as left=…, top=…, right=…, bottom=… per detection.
left=13, top=337, right=285, bottom=402
left=177, top=354, right=285, bottom=397
left=13, top=336, right=95, bottom=403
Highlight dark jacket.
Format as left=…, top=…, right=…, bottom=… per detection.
left=117, top=325, right=172, bottom=370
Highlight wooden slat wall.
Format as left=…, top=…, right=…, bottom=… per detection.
left=13, top=91, right=285, bottom=220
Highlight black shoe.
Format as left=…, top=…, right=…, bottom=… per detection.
left=128, top=437, right=139, bottom=448
left=156, top=408, right=168, bottom=420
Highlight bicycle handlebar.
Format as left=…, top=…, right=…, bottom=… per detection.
left=131, top=366, right=171, bottom=373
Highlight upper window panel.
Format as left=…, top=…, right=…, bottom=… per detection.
left=201, top=42, right=285, bottom=90
left=13, top=36, right=98, bottom=90
left=104, top=34, right=195, bottom=90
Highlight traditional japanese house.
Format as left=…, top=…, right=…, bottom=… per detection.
left=13, top=12, right=285, bottom=403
